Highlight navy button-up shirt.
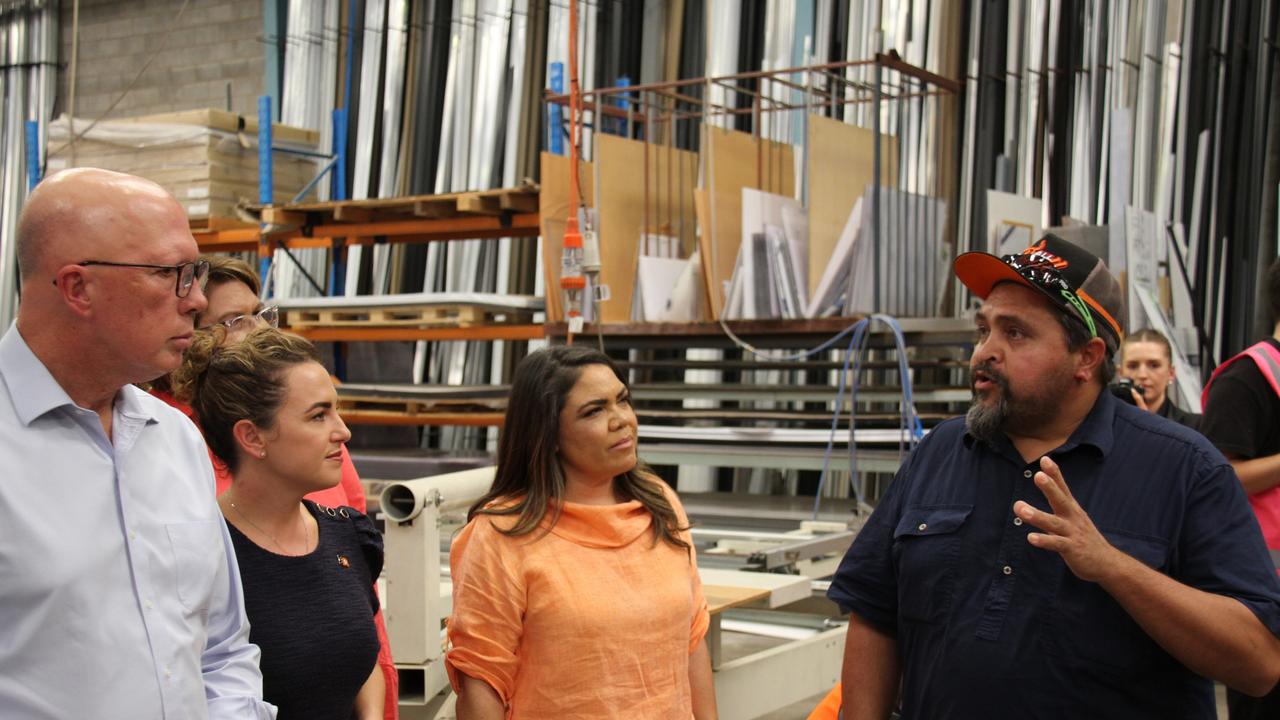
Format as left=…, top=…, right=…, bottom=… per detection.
left=829, top=390, right=1280, bottom=719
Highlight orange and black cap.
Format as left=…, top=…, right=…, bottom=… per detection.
left=955, top=233, right=1126, bottom=350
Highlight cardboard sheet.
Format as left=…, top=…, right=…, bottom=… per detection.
left=595, top=134, right=698, bottom=323
left=806, top=115, right=897, bottom=299
left=699, top=125, right=795, bottom=319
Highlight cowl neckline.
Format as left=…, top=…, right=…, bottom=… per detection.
left=544, top=498, right=652, bottom=549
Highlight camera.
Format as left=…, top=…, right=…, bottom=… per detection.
left=1109, top=378, right=1143, bottom=405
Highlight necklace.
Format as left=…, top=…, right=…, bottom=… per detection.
left=226, top=496, right=312, bottom=556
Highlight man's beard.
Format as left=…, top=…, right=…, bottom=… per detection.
left=965, top=361, right=1073, bottom=443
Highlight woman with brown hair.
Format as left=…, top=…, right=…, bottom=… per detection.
left=446, top=345, right=717, bottom=719
left=150, top=254, right=400, bottom=718
left=172, top=328, right=385, bottom=720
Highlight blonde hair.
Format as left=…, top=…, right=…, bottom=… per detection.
left=171, top=327, right=320, bottom=472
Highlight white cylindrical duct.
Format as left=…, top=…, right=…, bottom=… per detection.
left=379, top=465, right=496, bottom=523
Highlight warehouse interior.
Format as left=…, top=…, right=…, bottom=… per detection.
left=2, top=1, right=1280, bottom=718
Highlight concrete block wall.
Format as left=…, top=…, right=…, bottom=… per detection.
left=56, top=0, right=266, bottom=121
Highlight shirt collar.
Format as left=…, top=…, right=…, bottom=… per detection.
left=1054, top=389, right=1115, bottom=457
left=962, top=387, right=1115, bottom=459
left=0, top=324, right=79, bottom=426
left=0, top=323, right=159, bottom=427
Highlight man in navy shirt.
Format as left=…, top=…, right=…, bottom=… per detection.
left=829, top=234, right=1280, bottom=719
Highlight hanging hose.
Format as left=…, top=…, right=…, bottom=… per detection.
left=811, top=314, right=924, bottom=519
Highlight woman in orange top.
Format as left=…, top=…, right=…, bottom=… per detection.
left=447, top=346, right=717, bottom=719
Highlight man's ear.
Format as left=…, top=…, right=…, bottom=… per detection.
left=1076, top=336, right=1109, bottom=383
left=52, top=267, right=93, bottom=317
left=232, top=419, right=267, bottom=460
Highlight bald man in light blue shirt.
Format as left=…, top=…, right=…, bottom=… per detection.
left=0, top=169, right=274, bottom=719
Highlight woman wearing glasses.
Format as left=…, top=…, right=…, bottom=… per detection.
left=147, top=255, right=400, bottom=720
left=148, top=256, right=360, bottom=507
left=172, top=327, right=384, bottom=720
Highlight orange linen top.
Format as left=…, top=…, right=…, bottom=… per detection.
left=446, top=484, right=710, bottom=719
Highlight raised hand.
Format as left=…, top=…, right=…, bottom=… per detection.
left=1012, top=456, right=1124, bottom=583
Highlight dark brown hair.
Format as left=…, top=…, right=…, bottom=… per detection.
left=1121, top=328, right=1173, bottom=363
left=468, top=345, right=689, bottom=551
left=203, top=254, right=261, bottom=294
left=170, top=327, right=320, bottom=472
left=148, top=254, right=262, bottom=393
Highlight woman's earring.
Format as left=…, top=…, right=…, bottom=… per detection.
left=260, top=450, right=267, bottom=459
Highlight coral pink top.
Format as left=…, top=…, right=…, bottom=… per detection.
left=446, top=484, right=709, bottom=719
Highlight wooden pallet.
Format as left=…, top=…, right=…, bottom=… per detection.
left=284, top=304, right=535, bottom=329
left=337, top=396, right=505, bottom=426
left=338, top=396, right=503, bottom=415
left=258, top=182, right=539, bottom=228
left=189, top=215, right=257, bottom=232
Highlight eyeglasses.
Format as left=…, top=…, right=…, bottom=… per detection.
left=207, top=305, right=279, bottom=334
left=56, top=259, right=211, bottom=298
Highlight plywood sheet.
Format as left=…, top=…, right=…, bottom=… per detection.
left=694, top=189, right=716, bottom=314
left=704, top=585, right=771, bottom=616
left=806, top=115, right=897, bottom=299
left=698, top=567, right=810, bottom=609
left=702, top=126, right=795, bottom=319
left=595, top=134, right=698, bottom=323
left=539, top=151, right=594, bottom=322
left=108, top=108, right=319, bottom=146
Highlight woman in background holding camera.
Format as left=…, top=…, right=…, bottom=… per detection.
left=1117, top=328, right=1201, bottom=431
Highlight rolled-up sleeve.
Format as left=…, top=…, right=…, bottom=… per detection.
left=687, top=564, right=710, bottom=653
left=446, top=518, right=526, bottom=704
left=663, top=482, right=710, bottom=653
left=203, top=513, right=277, bottom=720
left=1177, top=459, right=1280, bottom=635
left=683, top=522, right=710, bottom=654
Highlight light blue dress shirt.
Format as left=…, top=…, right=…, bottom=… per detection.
left=0, top=325, right=276, bottom=719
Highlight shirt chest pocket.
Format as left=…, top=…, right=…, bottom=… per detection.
left=1049, top=529, right=1170, bottom=671
left=164, top=521, right=225, bottom=617
left=892, top=505, right=972, bottom=624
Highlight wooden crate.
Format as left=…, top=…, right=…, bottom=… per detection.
left=46, top=110, right=323, bottom=223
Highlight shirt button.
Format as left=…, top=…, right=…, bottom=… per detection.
left=1023, top=469, right=1034, bottom=478
left=164, top=667, right=172, bottom=679
left=1013, top=517, right=1023, bottom=526
left=146, top=601, right=154, bottom=610
left=917, top=523, right=928, bottom=531
left=129, top=531, right=137, bottom=541
left=1002, top=565, right=1013, bottom=575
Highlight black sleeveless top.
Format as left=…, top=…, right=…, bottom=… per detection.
left=227, top=501, right=383, bottom=719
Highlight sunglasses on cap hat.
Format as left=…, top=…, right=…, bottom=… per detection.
left=954, top=234, right=1126, bottom=347
left=1001, top=255, right=1102, bottom=339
